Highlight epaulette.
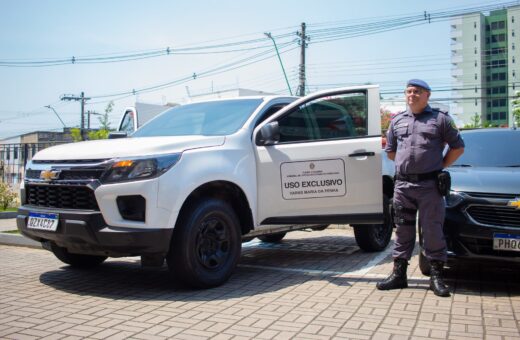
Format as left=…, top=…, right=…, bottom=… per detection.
left=432, top=107, right=448, bottom=115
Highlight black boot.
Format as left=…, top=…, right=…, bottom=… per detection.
left=430, top=260, right=450, bottom=297
left=377, top=258, right=408, bottom=290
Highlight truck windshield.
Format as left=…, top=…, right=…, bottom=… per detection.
left=132, top=99, right=263, bottom=137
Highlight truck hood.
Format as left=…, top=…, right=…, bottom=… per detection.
left=33, top=136, right=225, bottom=161
left=448, top=166, right=520, bottom=195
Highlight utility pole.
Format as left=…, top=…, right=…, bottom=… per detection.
left=60, top=92, right=90, bottom=139
left=296, top=22, right=310, bottom=97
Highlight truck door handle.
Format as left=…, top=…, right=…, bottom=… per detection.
left=348, top=152, right=375, bottom=157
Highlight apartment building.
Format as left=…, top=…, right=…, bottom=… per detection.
left=451, top=5, right=520, bottom=126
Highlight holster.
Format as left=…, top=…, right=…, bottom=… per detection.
left=437, top=171, right=451, bottom=196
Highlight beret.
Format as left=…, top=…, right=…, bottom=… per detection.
left=406, top=79, right=431, bottom=91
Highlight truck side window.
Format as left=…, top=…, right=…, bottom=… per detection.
left=254, top=104, right=288, bottom=128
left=277, top=92, right=367, bottom=143
left=120, top=111, right=135, bottom=134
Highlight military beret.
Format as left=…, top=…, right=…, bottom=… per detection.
left=406, top=79, right=431, bottom=91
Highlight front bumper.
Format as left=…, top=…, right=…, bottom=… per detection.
left=444, top=207, right=520, bottom=263
left=17, top=206, right=173, bottom=257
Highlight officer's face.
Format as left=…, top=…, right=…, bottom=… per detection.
left=405, top=86, right=430, bottom=112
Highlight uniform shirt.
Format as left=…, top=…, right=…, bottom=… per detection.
left=385, top=105, right=464, bottom=175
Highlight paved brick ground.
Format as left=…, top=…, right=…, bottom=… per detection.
left=1, top=228, right=519, bottom=339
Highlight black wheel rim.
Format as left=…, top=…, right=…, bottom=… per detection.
left=196, top=217, right=231, bottom=270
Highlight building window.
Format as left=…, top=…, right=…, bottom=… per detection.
left=475, top=47, right=477, bottom=54
left=475, top=60, right=477, bottom=67
left=474, top=34, right=477, bottom=41
left=475, top=98, right=478, bottom=106
left=475, top=86, right=478, bottom=93
left=500, top=112, right=507, bottom=120
left=475, top=73, right=478, bottom=80
left=486, top=24, right=490, bottom=31
left=487, top=113, right=492, bottom=120
left=474, top=21, right=477, bottom=28
left=514, top=56, right=516, bottom=63
left=513, top=30, right=516, bottom=37
left=513, top=70, right=516, bottom=77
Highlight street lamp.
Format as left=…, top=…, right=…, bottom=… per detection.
left=44, top=105, right=67, bottom=128
left=264, top=32, right=293, bottom=96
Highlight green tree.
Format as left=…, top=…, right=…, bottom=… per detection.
left=87, top=101, right=114, bottom=140
left=463, top=113, right=482, bottom=129
left=511, top=91, right=520, bottom=128
left=0, top=182, right=17, bottom=210
left=70, top=128, right=83, bottom=142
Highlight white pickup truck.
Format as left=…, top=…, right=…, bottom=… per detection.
left=18, top=85, right=395, bottom=288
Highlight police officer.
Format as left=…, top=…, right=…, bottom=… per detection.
left=377, top=79, right=465, bottom=297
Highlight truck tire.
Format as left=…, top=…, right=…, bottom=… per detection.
left=167, top=198, right=241, bottom=288
left=418, top=251, right=431, bottom=276
left=50, top=243, right=107, bottom=268
left=258, top=232, right=286, bottom=243
left=353, top=195, right=393, bottom=252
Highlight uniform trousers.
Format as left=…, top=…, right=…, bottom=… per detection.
left=392, top=178, right=447, bottom=262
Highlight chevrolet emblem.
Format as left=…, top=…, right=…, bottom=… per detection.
left=40, top=170, right=61, bottom=181
left=508, top=198, right=520, bottom=210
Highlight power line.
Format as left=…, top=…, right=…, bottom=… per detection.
left=1, top=1, right=517, bottom=68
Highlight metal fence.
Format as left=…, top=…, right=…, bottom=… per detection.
left=0, top=142, right=66, bottom=189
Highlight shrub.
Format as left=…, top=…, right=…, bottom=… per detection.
left=0, top=182, right=18, bottom=210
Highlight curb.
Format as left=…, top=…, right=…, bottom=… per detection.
left=0, top=211, right=17, bottom=219
left=0, top=233, right=42, bottom=249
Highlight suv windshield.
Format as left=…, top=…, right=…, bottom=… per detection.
left=452, top=130, right=520, bottom=167
left=133, top=99, right=263, bottom=137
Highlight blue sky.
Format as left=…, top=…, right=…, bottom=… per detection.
left=0, top=0, right=515, bottom=139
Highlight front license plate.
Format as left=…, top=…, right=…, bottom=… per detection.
left=27, top=212, right=59, bottom=232
left=493, top=233, right=520, bottom=252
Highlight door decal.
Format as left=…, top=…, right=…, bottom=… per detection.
left=280, top=159, right=346, bottom=200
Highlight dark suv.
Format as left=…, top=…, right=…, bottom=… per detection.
left=429, top=128, right=520, bottom=269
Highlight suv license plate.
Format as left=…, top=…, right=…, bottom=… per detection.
left=493, top=233, right=520, bottom=252
left=28, top=212, right=59, bottom=232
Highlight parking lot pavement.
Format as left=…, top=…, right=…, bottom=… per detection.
left=1, top=228, right=519, bottom=340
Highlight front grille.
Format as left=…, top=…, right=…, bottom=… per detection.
left=26, top=168, right=105, bottom=180
left=26, top=184, right=99, bottom=210
left=465, top=192, right=518, bottom=200
left=459, top=236, right=519, bottom=257
left=32, top=159, right=109, bottom=164
left=466, top=205, right=520, bottom=228
left=61, top=169, right=105, bottom=180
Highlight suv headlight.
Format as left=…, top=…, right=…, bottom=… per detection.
left=101, top=153, right=181, bottom=183
left=445, top=191, right=465, bottom=208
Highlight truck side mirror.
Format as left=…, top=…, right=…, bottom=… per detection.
left=256, top=121, right=280, bottom=146
left=108, top=131, right=128, bottom=139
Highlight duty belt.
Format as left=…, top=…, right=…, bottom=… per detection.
left=395, top=171, right=439, bottom=183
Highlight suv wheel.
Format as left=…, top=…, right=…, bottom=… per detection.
left=50, top=243, right=107, bottom=268
left=258, top=232, right=286, bottom=243
left=167, top=198, right=241, bottom=288
left=353, top=195, right=393, bottom=252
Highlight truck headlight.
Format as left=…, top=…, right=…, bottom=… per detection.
left=445, top=191, right=465, bottom=208
left=101, top=153, right=181, bottom=183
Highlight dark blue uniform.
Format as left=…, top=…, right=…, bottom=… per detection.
left=385, top=105, right=464, bottom=262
